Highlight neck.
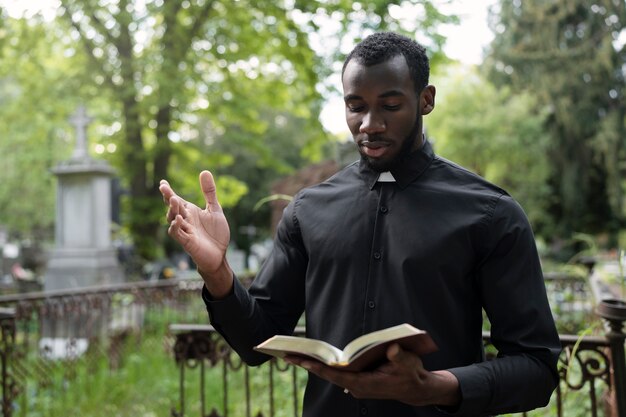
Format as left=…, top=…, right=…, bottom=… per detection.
left=409, top=133, right=425, bottom=154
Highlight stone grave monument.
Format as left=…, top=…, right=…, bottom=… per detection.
left=40, top=106, right=125, bottom=357
left=43, top=105, right=123, bottom=292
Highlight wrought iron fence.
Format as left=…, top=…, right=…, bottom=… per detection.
left=169, top=324, right=625, bottom=417
left=1, top=273, right=624, bottom=417
left=167, top=273, right=626, bottom=417
left=170, top=324, right=306, bottom=417
left=0, top=278, right=208, bottom=417
left=1, top=308, right=16, bottom=417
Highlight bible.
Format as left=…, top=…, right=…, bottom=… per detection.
left=253, top=323, right=437, bottom=371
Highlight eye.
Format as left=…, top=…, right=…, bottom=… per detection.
left=347, top=105, right=364, bottom=113
left=383, top=104, right=401, bottom=111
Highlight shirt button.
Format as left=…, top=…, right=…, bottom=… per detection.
left=368, top=300, right=375, bottom=309
left=380, top=206, right=388, bottom=213
left=373, top=252, right=381, bottom=260
left=361, top=407, right=368, bottom=415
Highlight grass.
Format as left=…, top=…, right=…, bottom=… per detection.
left=15, top=330, right=179, bottom=417
left=11, top=303, right=307, bottom=417
left=8, top=277, right=611, bottom=417
left=15, top=320, right=609, bottom=417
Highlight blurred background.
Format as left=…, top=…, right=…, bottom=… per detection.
left=1, top=0, right=625, bottom=279
left=1, top=1, right=626, bottom=416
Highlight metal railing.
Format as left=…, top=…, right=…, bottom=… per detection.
left=0, top=278, right=207, bottom=417
left=0, top=273, right=624, bottom=417
left=167, top=272, right=626, bottom=417
left=1, top=308, right=16, bottom=417
left=169, top=322, right=626, bottom=417
left=170, top=324, right=306, bottom=417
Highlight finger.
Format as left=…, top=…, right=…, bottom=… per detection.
left=284, top=355, right=304, bottom=366
left=168, top=197, right=190, bottom=224
left=168, top=214, right=191, bottom=242
left=386, top=343, right=418, bottom=367
left=298, top=360, right=358, bottom=390
left=174, top=196, right=189, bottom=218
left=168, top=214, right=184, bottom=237
left=199, top=170, right=222, bottom=213
left=386, top=343, right=424, bottom=374
left=159, top=179, right=176, bottom=204
left=386, top=343, right=403, bottom=362
left=166, top=196, right=181, bottom=223
left=166, top=207, right=174, bottom=224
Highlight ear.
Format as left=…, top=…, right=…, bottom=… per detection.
left=420, top=85, right=436, bottom=115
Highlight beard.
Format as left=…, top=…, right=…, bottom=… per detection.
left=359, top=119, right=422, bottom=173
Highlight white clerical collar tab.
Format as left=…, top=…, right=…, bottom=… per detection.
left=377, top=172, right=396, bottom=182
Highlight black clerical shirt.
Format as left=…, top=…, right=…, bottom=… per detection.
left=204, top=140, right=561, bottom=417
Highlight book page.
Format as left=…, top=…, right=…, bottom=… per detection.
left=342, top=324, right=421, bottom=360
left=254, top=335, right=343, bottom=365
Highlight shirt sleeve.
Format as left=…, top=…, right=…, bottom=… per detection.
left=203, top=197, right=308, bottom=366
left=447, top=194, right=561, bottom=416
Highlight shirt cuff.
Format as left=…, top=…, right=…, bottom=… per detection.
left=202, top=275, right=249, bottom=323
left=442, top=365, right=492, bottom=416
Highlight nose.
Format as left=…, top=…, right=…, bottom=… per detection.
left=359, top=110, right=386, bottom=134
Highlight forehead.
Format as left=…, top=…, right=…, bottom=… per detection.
left=342, top=54, right=414, bottom=96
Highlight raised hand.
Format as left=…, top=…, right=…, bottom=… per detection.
left=159, top=170, right=234, bottom=297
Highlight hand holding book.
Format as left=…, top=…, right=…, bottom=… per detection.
left=254, top=323, right=437, bottom=372
left=283, top=339, right=460, bottom=408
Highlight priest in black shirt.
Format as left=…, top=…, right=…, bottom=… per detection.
left=159, top=32, right=561, bottom=417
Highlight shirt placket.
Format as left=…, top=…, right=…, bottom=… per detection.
left=356, top=182, right=391, bottom=417
left=362, top=182, right=390, bottom=334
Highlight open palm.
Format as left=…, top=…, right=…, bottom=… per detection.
left=159, top=171, right=230, bottom=275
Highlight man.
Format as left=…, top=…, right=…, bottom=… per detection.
left=160, top=32, right=561, bottom=416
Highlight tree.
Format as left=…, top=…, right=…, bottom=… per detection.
left=52, top=0, right=457, bottom=260
left=1, top=1, right=458, bottom=261
left=58, top=0, right=327, bottom=259
left=427, top=66, right=552, bottom=232
left=0, top=14, right=89, bottom=241
left=485, top=0, right=626, bottom=240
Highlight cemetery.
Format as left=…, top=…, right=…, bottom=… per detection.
left=0, top=107, right=625, bottom=416
left=2, top=1, right=626, bottom=417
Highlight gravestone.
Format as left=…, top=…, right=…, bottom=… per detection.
left=43, top=105, right=123, bottom=291
left=41, top=106, right=125, bottom=354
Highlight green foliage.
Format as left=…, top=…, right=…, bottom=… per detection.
left=215, top=175, right=249, bottom=208
left=24, top=339, right=180, bottom=417
left=0, top=0, right=459, bottom=260
left=0, top=17, right=86, bottom=240
left=254, top=194, right=294, bottom=212
left=485, top=0, right=626, bottom=240
left=567, top=232, right=600, bottom=263
left=51, top=0, right=335, bottom=259
left=15, top=299, right=205, bottom=417
left=11, top=279, right=608, bottom=417
left=427, top=66, right=552, bottom=233
left=208, top=110, right=316, bottom=252
left=15, top=302, right=307, bottom=417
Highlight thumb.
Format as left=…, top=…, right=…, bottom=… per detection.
left=387, top=343, right=425, bottom=373
left=387, top=343, right=420, bottom=366
left=386, top=343, right=405, bottom=363
left=199, top=170, right=222, bottom=213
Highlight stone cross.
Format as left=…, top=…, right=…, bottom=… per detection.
left=69, top=105, right=92, bottom=159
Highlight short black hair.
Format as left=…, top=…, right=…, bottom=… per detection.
left=342, top=32, right=430, bottom=94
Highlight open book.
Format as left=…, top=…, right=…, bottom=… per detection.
left=253, top=323, right=437, bottom=371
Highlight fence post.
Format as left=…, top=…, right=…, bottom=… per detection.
left=597, top=299, right=626, bottom=417
left=0, top=307, right=16, bottom=417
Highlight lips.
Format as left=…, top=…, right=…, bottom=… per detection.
left=362, top=141, right=386, bottom=149
left=360, top=140, right=391, bottom=158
